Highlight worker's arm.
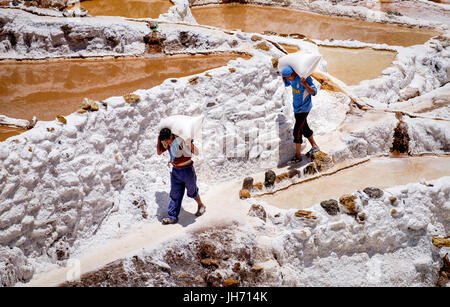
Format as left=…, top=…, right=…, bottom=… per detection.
left=189, top=139, right=199, bottom=156
left=301, top=76, right=317, bottom=96
left=156, top=136, right=166, bottom=155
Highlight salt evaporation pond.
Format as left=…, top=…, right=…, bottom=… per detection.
left=0, top=53, right=248, bottom=141
left=71, top=0, right=172, bottom=18
left=258, top=155, right=450, bottom=210
left=280, top=44, right=397, bottom=86
left=318, top=46, right=397, bottom=86
left=191, top=3, right=439, bottom=46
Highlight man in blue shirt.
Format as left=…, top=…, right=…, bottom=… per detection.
left=282, top=65, right=320, bottom=163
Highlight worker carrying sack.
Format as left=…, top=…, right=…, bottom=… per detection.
left=278, top=51, right=322, bottom=78
left=158, top=114, right=204, bottom=142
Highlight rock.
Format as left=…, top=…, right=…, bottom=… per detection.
left=239, top=189, right=250, bottom=199
left=294, top=210, right=317, bottom=219
left=389, top=196, right=397, bottom=205
left=288, top=169, right=299, bottom=178
left=232, top=262, right=240, bottom=273
left=303, top=163, right=317, bottom=176
left=264, top=170, right=276, bottom=187
left=56, top=115, right=66, bottom=124
left=80, top=98, right=99, bottom=111
left=432, top=237, right=450, bottom=248
left=242, top=177, right=254, bottom=190
left=251, top=35, right=262, bottom=41
left=123, top=93, right=140, bottom=104
left=320, top=199, right=339, bottom=215
left=275, top=172, right=288, bottom=183
left=255, top=42, right=270, bottom=51
left=222, top=278, right=239, bottom=287
left=339, top=194, right=358, bottom=215
left=178, top=273, right=186, bottom=278
left=271, top=57, right=278, bottom=69
left=229, top=68, right=236, bottom=73
left=253, top=182, right=263, bottom=190
left=189, top=76, right=199, bottom=85
left=363, top=187, right=384, bottom=198
left=357, top=212, right=366, bottom=222
left=251, top=265, right=263, bottom=273
left=200, top=258, right=220, bottom=269
left=312, top=151, right=333, bottom=171
left=248, top=204, right=267, bottom=222
left=391, top=121, right=409, bottom=154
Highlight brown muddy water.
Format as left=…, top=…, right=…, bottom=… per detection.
left=258, top=156, right=450, bottom=210
left=318, top=46, right=397, bottom=85
left=191, top=4, right=439, bottom=47
left=0, top=53, right=249, bottom=141
left=72, top=0, right=172, bottom=18
left=279, top=44, right=397, bottom=86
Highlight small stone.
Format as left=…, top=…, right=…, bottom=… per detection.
left=255, top=42, right=270, bottom=51
left=288, top=169, right=299, bottom=178
left=56, top=115, right=66, bottom=124
left=251, top=35, right=262, bottom=41
left=77, top=109, right=87, bottom=114
left=232, top=262, right=240, bottom=273
left=264, top=170, right=276, bottom=187
left=229, top=68, right=236, bottom=73
left=271, top=57, right=278, bottom=69
left=123, top=93, right=140, bottom=104
left=189, top=76, right=199, bottom=85
left=200, top=258, right=220, bottom=269
left=206, top=102, right=216, bottom=108
left=28, top=147, right=32, bottom=152
left=363, top=187, right=384, bottom=198
left=253, top=182, right=263, bottom=190
left=275, top=172, right=289, bottom=183
left=80, top=98, right=99, bottom=111
left=391, top=209, right=397, bottom=215
left=320, top=199, right=339, bottom=215
left=251, top=265, right=263, bottom=273
left=294, top=210, right=317, bottom=219
left=242, top=177, right=254, bottom=190
left=179, top=273, right=186, bottom=278
left=432, top=237, right=450, bottom=248
left=205, top=73, right=212, bottom=78
left=222, top=278, right=239, bottom=287
left=389, top=196, right=397, bottom=205
left=358, top=212, right=366, bottom=222
left=339, top=194, right=358, bottom=215
left=248, top=204, right=267, bottom=222
left=239, top=189, right=250, bottom=199
left=303, top=163, right=317, bottom=176
left=312, top=151, right=333, bottom=171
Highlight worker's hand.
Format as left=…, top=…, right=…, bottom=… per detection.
left=300, top=77, right=308, bottom=86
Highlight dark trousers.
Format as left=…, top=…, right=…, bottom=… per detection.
left=168, top=166, right=199, bottom=221
left=293, top=112, right=313, bottom=144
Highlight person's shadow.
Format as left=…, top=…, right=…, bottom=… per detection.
left=154, top=191, right=198, bottom=227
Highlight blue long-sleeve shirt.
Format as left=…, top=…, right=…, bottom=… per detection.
left=284, top=75, right=317, bottom=113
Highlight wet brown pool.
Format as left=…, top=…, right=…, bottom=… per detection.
left=258, top=156, right=450, bottom=210
left=0, top=53, right=249, bottom=141
left=318, top=46, right=397, bottom=85
left=279, top=44, right=397, bottom=86
left=73, top=0, right=172, bottom=19
left=191, top=4, right=439, bottom=47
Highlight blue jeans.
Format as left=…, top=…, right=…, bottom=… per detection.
left=168, top=166, right=199, bottom=221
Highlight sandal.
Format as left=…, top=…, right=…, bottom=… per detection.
left=306, top=147, right=320, bottom=158
left=195, top=205, right=206, bottom=217
left=162, top=217, right=177, bottom=225
left=287, top=156, right=302, bottom=165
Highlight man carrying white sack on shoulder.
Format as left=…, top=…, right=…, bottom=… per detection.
left=157, top=128, right=206, bottom=225
left=281, top=65, right=320, bottom=164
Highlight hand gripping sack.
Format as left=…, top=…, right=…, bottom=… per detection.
left=158, top=115, right=204, bottom=141
left=278, top=52, right=322, bottom=78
